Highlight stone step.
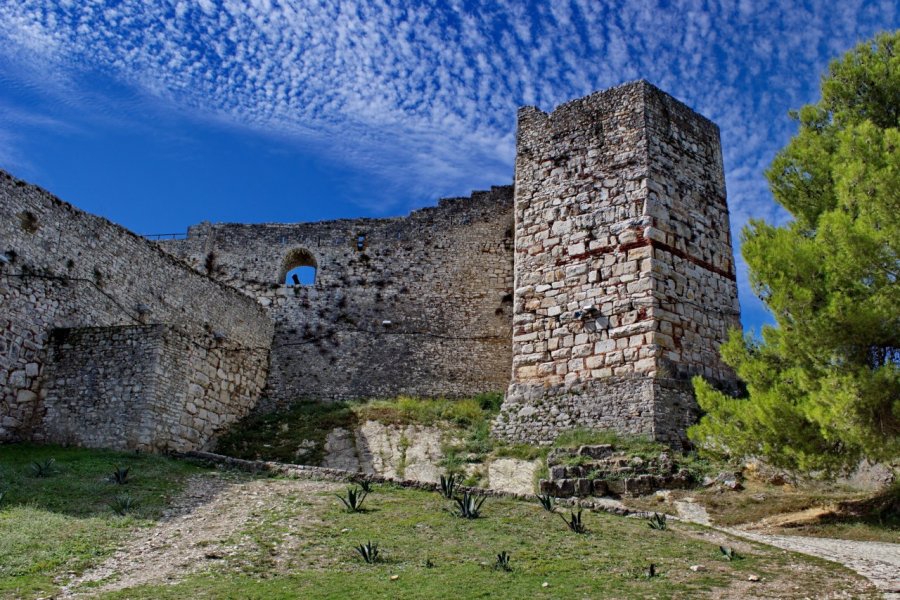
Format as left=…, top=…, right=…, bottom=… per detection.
left=539, top=472, right=692, bottom=498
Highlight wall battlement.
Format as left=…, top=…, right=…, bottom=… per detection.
left=0, top=80, right=739, bottom=451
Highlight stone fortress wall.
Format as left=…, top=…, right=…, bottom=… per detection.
left=0, top=80, right=740, bottom=451
left=159, top=186, right=515, bottom=408
left=493, top=81, right=740, bottom=445
left=0, top=172, right=272, bottom=451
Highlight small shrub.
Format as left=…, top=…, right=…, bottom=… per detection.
left=29, top=458, right=56, bottom=478
left=561, top=455, right=591, bottom=468
left=560, top=509, right=587, bottom=534
left=440, top=474, right=457, bottom=499
left=648, top=513, right=668, bottom=530
left=719, top=546, right=741, bottom=561
left=494, top=550, right=512, bottom=572
left=108, top=466, right=131, bottom=485
left=441, top=398, right=484, bottom=427
left=537, top=493, right=555, bottom=512
left=109, top=494, right=136, bottom=516
left=462, top=469, right=485, bottom=488
left=19, top=210, right=39, bottom=233
left=355, top=541, right=380, bottom=564
left=452, top=491, right=486, bottom=519
left=358, top=480, right=373, bottom=493
left=474, top=391, right=504, bottom=412
left=337, top=486, right=368, bottom=512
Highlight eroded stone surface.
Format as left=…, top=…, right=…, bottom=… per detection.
left=356, top=420, right=446, bottom=483
left=487, top=458, right=542, bottom=495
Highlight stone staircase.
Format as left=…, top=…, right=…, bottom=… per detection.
left=539, top=444, right=693, bottom=498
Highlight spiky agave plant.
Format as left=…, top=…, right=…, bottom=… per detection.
left=337, top=486, right=368, bottom=512
left=647, top=512, right=667, bottom=530
left=440, top=474, right=457, bottom=499
left=719, top=546, right=741, bottom=561
left=537, top=493, right=555, bottom=512
left=29, top=458, right=56, bottom=478
left=358, top=479, right=373, bottom=493
left=494, top=551, right=512, bottom=572
left=452, top=491, right=486, bottom=519
left=109, top=466, right=131, bottom=485
left=109, top=494, right=136, bottom=516
left=559, top=509, right=587, bottom=534
left=355, top=540, right=380, bottom=564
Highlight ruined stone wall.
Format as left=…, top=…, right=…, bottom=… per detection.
left=1, top=80, right=741, bottom=451
left=161, top=187, right=514, bottom=407
left=0, top=170, right=273, bottom=448
left=495, top=81, right=739, bottom=445
left=40, top=326, right=163, bottom=449
left=38, top=325, right=268, bottom=451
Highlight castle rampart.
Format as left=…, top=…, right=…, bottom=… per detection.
left=160, top=186, right=515, bottom=407
left=0, top=171, right=272, bottom=450
left=0, top=80, right=740, bottom=452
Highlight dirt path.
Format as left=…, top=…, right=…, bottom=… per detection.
left=60, top=473, right=342, bottom=597
left=674, top=499, right=900, bottom=598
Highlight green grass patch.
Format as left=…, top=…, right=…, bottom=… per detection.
left=99, top=482, right=867, bottom=599
left=217, top=393, right=505, bottom=469
left=0, top=444, right=206, bottom=599
left=215, top=400, right=356, bottom=465
left=356, top=392, right=501, bottom=428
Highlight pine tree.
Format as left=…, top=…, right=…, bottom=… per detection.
left=690, top=31, right=899, bottom=473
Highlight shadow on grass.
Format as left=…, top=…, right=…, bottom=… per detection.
left=0, top=443, right=209, bottom=520
left=214, top=400, right=357, bottom=466
left=819, top=484, right=900, bottom=531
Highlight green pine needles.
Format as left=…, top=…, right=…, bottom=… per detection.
left=690, top=31, right=900, bottom=473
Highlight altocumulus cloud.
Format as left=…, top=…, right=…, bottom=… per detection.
left=0, top=0, right=896, bottom=324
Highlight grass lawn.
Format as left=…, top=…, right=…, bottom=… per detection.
left=99, top=480, right=870, bottom=599
left=0, top=444, right=207, bottom=599
left=0, top=444, right=882, bottom=599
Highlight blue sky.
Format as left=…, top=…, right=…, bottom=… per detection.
left=0, top=1, right=896, bottom=332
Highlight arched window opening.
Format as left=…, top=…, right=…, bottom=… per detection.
left=285, top=266, right=316, bottom=286
left=281, top=248, right=317, bottom=286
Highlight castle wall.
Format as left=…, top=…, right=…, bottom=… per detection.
left=38, top=325, right=268, bottom=451
left=40, top=326, right=164, bottom=450
left=495, top=81, right=739, bottom=445
left=1, top=80, right=740, bottom=452
left=160, top=187, right=514, bottom=407
left=0, top=170, right=273, bottom=449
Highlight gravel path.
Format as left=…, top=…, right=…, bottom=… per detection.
left=60, top=473, right=342, bottom=598
left=675, top=499, right=900, bottom=598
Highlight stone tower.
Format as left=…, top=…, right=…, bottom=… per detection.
left=494, top=81, right=740, bottom=446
